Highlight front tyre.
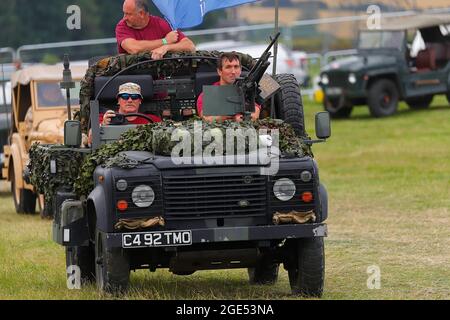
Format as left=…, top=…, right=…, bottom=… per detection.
left=248, top=257, right=279, bottom=285
left=367, top=79, right=399, bottom=117
left=287, top=237, right=325, bottom=297
left=323, top=96, right=353, bottom=118
left=66, top=245, right=96, bottom=285
left=10, top=165, right=36, bottom=214
left=95, top=229, right=130, bottom=294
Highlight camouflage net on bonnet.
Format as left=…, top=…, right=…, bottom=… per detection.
left=73, top=118, right=312, bottom=196
left=28, top=118, right=312, bottom=208
left=77, top=51, right=256, bottom=132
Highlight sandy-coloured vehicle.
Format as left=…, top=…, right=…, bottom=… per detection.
left=320, top=14, right=450, bottom=118
left=2, top=62, right=87, bottom=215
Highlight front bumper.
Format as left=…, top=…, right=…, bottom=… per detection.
left=105, top=223, right=328, bottom=248
left=321, top=85, right=366, bottom=99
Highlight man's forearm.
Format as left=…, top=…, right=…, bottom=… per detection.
left=122, top=38, right=195, bottom=55
left=165, top=38, right=196, bottom=53
left=121, top=38, right=165, bottom=54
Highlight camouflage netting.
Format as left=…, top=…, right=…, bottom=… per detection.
left=29, top=118, right=312, bottom=204
left=29, top=51, right=312, bottom=211
left=28, top=144, right=89, bottom=216
left=73, top=118, right=312, bottom=196
left=77, top=51, right=256, bottom=132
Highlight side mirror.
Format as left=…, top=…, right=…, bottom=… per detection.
left=315, top=112, right=331, bottom=140
left=64, top=120, right=81, bottom=147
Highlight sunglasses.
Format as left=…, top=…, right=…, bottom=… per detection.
left=119, top=93, right=141, bottom=100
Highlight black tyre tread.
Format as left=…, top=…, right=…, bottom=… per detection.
left=10, top=165, right=36, bottom=214
left=288, top=237, right=325, bottom=297
left=248, top=260, right=279, bottom=285
left=173, top=271, right=196, bottom=276
left=66, top=245, right=96, bottom=284
left=95, top=230, right=130, bottom=294
left=367, top=79, right=399, bottom=117
left=274, top=74, right=306, bottom=137
left=323, top=97, right=353, bottom=118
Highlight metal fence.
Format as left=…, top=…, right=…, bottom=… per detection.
left=0, top=48, right=14, bottom=133
left=12, top=7, right=450, bottom=63
left=0, top=47, right=15, bottom=64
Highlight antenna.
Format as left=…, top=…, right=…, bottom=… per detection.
left=272, top=0, right=280, bottom=77
left=60, top=54, right=75, bottom=120
left=0, top=63, right=7, bottom=112
left=270, top=0, right=280, bottom=119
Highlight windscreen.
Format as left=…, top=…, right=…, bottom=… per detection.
left=358, top=31, right=405, bottom=49
left=36, top=81, right=80, bottom=108
left=0, top=81, right=11, bottom=106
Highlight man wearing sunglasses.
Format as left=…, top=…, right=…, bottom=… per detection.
left=100, top=82, right=161, bottom=126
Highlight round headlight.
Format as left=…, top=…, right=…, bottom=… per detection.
left=132, top=185, right=155, bottom=208
left=348, top=73, right=357, bottom=84
left=273, top=178, right=296, bottom=201
left=321, top=74, right=329, bottom=85
left=300, top=171, right=312, bottom=182
left=116, top=179, right=128, bottom=191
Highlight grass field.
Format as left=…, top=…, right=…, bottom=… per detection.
left=0, top=96, right=449, bottom=300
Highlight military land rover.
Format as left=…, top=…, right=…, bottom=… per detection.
left=29, top=38, right=331, bottom=296
left=320, top=14, right=450, bottom=118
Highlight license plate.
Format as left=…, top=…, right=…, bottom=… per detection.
left=122, top=230, right=192, bottom=248
left=325, top=87, right=342, bottom=96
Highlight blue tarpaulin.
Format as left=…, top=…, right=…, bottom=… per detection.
left=152, top=0, right=261, bottom=29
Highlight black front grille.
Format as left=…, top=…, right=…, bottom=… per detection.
left=163, top=173, right=268, bottom=220
left=328, top=72, right=349, bottom=86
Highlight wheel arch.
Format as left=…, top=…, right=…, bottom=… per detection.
left=318, top=183, right=328, bottom=222
left=87, top=185, right=110, bottom=234
left=86, top=199, right=97, bottom=243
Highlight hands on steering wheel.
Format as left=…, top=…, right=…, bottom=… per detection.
left=102, top=110, right=154, bottom=125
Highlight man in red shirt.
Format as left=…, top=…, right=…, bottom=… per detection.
left=116, top=0, right=195, bottom=59
left=197, top=52, right=261, bottom=122
left=100, top=82, right=161, bottom=125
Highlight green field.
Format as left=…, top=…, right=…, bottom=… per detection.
left=0, top=96, right=449, bottom=300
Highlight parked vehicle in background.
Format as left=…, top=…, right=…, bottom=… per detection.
left=291, top=50, right=309, bottom=80
left=0, top=63, right=17, bottom=175
left=2, top=62, right=87, bottom=215
left=0, top=81, right=11, bottom=173
left=319, top=14, right=450, bottom=118
left=197, top=40, right=310, bottom=86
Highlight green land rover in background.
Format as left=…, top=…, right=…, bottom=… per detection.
left=319, top=14, right=450, bottom=118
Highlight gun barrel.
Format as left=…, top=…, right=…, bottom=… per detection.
left=248, top=32, right=280, bottom=75
left=234, top=32, right=282, bottom=114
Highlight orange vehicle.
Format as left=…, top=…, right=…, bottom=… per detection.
left=2, top=62, right=87, bottom=215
